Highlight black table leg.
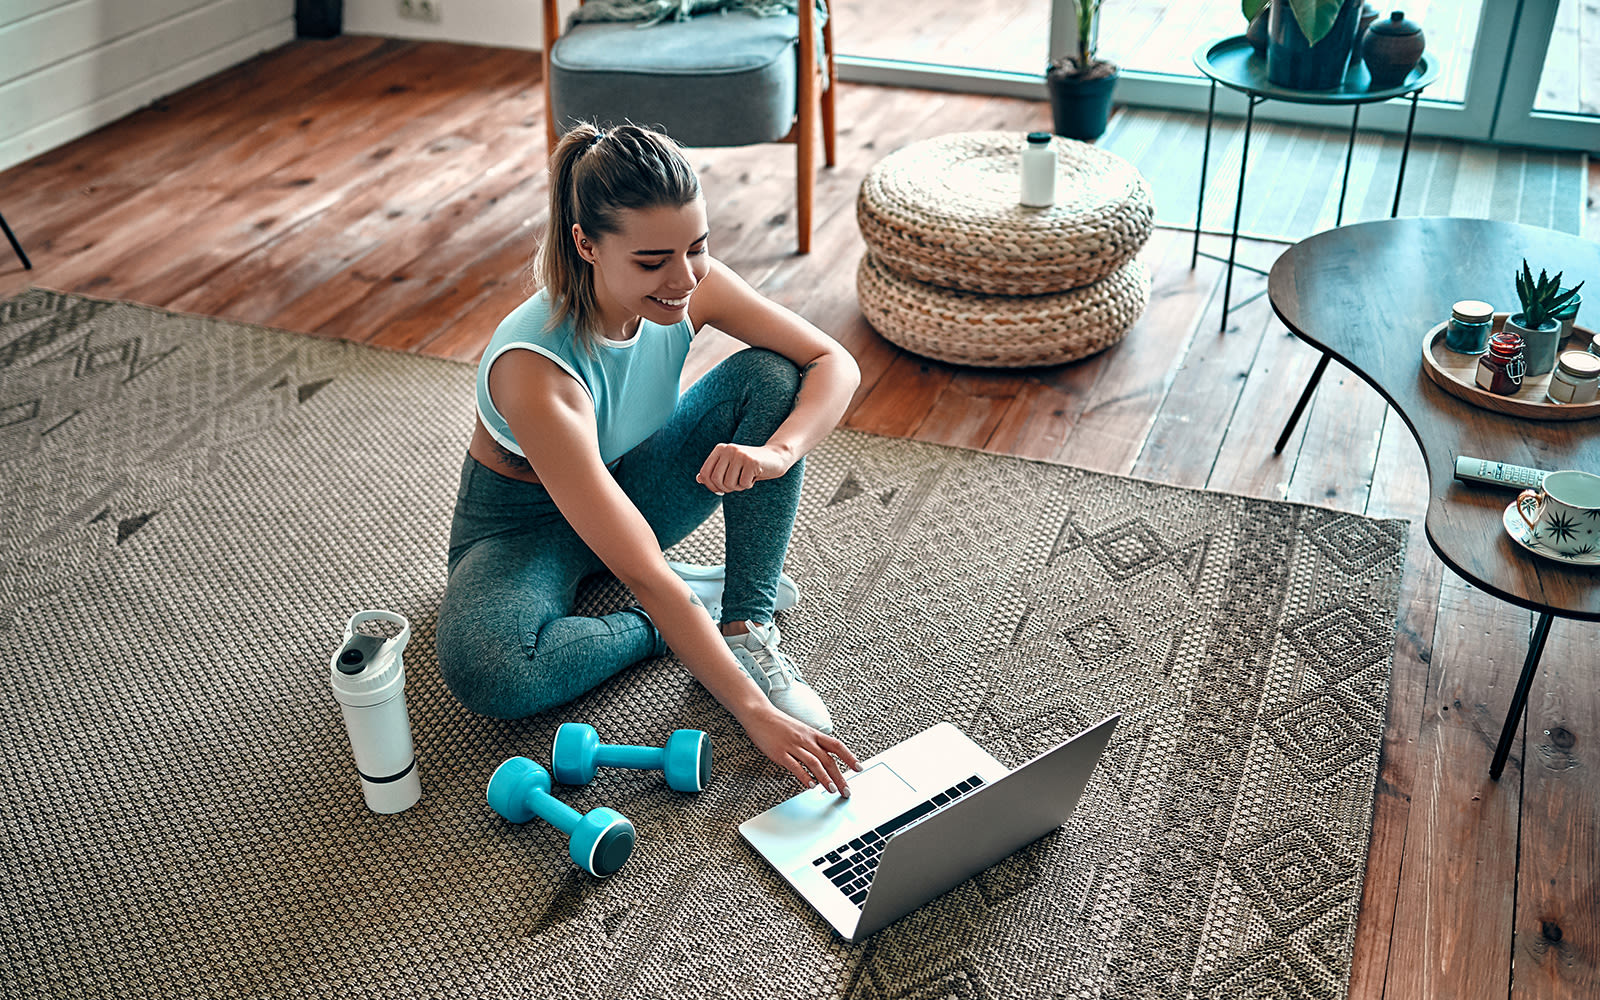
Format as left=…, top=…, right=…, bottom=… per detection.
left=1390, top=89, right=1423, bottom=219
left=1192, top=81, right=1217, bottom=271
left=1274, top=352, right=1330, bottom=454
left=1489, top=611, right=1553, bottom=781
left=1, top=211, right=30, bottom=270
left=1335, top=105, right=1360, bottom=228
left=1220, top=96, right=1260, bottom=333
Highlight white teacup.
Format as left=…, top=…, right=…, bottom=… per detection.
left=1517, top=470, right=1600, bottom=557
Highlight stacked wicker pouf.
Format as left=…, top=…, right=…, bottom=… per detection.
left=857, top=131, right=1155, bottom=367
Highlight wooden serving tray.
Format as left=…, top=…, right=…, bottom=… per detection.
left=1421, top=313, right=1600, bottom=420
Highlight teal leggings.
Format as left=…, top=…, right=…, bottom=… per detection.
left=436, top=348, right=803, bottom=720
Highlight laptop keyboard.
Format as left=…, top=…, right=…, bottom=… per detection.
left=811, top=774, right=985, bottom=907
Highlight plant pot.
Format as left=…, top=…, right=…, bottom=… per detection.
left=1246, top=4, right=1273, bottom=54
left=1266, top=0, right=1363, bottom=90
left=1507, top=313, right=1563, bottom=377
left=1047, top=64, right=1120, bottom=142
left=1362, top=11, right=1426, bottom=90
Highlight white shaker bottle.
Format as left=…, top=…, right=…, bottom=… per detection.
left=1020, top=131, right=1057, bottom=208
left=328, top=610, right=422, bottom=813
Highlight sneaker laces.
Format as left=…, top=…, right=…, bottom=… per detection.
left=734, top=622, right=804, bottom=691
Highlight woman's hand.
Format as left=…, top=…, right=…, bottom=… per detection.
left=696, top=442, right=793, bottom=495
left=741, top=705, right=862, bottom=795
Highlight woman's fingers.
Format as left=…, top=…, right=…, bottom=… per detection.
left=806, top=744, right=851, bottom=795
left=819, top=733, right=862, bottom=773
left=697, top=444, right=760, bottom=494
left=783, top=755, right=817, bottom=789
left=790, top=748, right=850, bottom=797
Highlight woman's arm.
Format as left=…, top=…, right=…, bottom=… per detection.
left=686, top=258, right=860, bottom=494
left=488, top=350, right=860, bottom=792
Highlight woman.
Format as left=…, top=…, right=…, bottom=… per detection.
left=436, top=123, right=861, bottom=796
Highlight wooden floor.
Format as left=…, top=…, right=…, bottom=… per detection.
left=1, top=38, right=1596, bottom=1000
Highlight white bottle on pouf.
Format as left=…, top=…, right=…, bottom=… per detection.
left=1020, top=131, right=1057, bottom=208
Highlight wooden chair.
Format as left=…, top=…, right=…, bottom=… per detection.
left=540, top=0, right=836, bottom=254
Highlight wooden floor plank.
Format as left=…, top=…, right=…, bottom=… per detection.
left=1347, top=412, right=1437, bottom=1000
left=1129, top=257, right=1269, bottom=489
left=1206, top=323, right=1328, bottom=502
left=1052, top=227, right=1206, bottom=475
left=1384, top=573, right=1525, bottom=1000
left=1512, top=616, right=1600, bottom=1000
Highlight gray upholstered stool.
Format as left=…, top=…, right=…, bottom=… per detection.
left=549, top=13, right=803, bottom=147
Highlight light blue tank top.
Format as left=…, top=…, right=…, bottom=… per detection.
left=476, top=290, right=695, bottom=465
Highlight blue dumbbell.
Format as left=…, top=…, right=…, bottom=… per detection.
left=486, top=757, right=637, bottom=877
left=551, top=723, right=712, bottom=793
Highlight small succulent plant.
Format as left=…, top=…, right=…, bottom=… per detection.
left=1514, top=260, right=1584, bottom=330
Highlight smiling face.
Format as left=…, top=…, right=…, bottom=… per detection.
left=574, top=198, right=711, bottom=339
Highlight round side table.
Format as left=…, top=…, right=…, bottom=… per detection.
left=1191, top=36, right=1440, bottom=332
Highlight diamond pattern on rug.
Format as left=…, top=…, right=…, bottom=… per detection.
left=0, top=291, right=1407, bottom=1000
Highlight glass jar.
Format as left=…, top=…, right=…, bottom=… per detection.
left=1547, top=350, right=1600, bottom=404
left=1475, top=331, right=1526, bottom=396
left=1444, top=299, right=1494, bottom=354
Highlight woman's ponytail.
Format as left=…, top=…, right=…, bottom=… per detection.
left=533, top=122, right=700, bottom=346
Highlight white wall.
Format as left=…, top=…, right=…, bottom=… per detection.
left=343, top=0, right=557, bottom=50
left=0, top=0, right=295, bottom=173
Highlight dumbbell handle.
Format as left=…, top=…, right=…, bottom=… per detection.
left=525, top=790, right=583, bottom=837
left=595, top=745, right=665, bottom=771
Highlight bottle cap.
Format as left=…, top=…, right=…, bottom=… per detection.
left=329, top=610, right=410, bottom=708
left=1556, top=350, right=1600, bottom=377
left=1026, top=131, right=1052, bottom=145
left=1451, top=300, right=1494, bottom=323
left=1487, top=330, right=1524, bottom=356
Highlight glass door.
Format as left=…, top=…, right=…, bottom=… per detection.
left=1106, top=0, right=1508, bottom=140
left=828, top=1, right=1597, bottom=154
left=1492, top=0, right=1600, bottom=150
left=830, top=0, right=1073, bottom=99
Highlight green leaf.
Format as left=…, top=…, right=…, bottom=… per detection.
left=1242, top=0, right=1268, bottom=20
left=1287, top=0, right=1346, bottom=46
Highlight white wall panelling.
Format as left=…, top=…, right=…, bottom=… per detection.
left=0, top=0, right=295, bottom=172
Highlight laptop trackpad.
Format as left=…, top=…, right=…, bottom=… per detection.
left=748, top=764, right=916, bottom=872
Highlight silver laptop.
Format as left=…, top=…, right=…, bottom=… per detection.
left=739, top=714, right=1120, bottom=941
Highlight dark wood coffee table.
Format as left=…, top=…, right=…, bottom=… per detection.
left=1267, top=217, right=1600, bottom=780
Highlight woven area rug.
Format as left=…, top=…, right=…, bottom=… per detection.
left=0, top=290, right=1408, bottom=1000
left=1100, top=107, right=1589, bottom=241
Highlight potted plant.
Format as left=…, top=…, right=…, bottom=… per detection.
left=1047, top=1, right=1117, bottom=141
left=1509, top=260, right=1584, bottom=377
left=1243, top=0, right=1363, bottom=90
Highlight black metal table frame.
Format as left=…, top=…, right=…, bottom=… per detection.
left=1189, top=58, right=1430, bottom=336
left=1, top=211, right=29, bottom=270
left=1490, top=610, right=1555, bottom=780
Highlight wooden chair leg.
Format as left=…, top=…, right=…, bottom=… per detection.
left=821, top=79, right=836, bottom=169
left=541, top=0, right=560, bottom=158
left=795, top=3, right=820, bottom=253
left=821, top=15, right=837, bottom=168
left=796, top=113, right=815, bottom=255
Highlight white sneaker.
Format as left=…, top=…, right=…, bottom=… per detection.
left=723, top=621, right=834, bottom=734
left=668, top=562, right=800, bottom=625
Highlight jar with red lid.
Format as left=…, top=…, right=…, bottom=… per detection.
left=1475, top=331, right=1526, bottom=396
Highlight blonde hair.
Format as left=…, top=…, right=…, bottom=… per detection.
left=535, top=123, right=701, bottom=345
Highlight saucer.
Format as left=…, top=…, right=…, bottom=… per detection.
left=1502, top=501, right=1600, bottom=567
